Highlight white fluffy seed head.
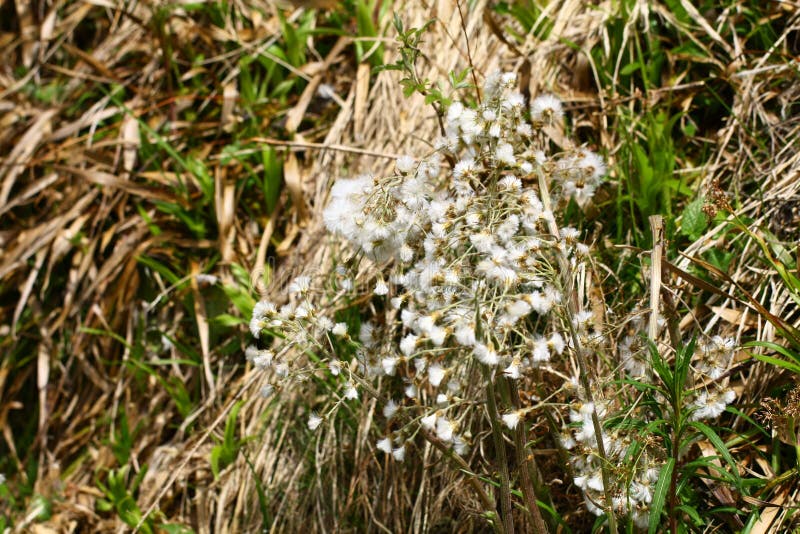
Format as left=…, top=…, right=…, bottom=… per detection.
left=502, top=411, right=522, bottom=429
left=396, top=155, right=415, bottom=174
left=381, top=357, right=398, bottom=376
left=435, top=418, right=455, bottom=442
left=308, top=413, right=323, bottom=430
left=531, top=94, right=563, bottom=122
left=383, top=399, right=399, bottom=420
left=392, top=446, right=406, bottom=462
left=377, top=437, right=393, bottom=454
left=421, top=413, right=437, bottom=430
left=503, top=359, right=521, bottom=379
left=374, top=280, right=389, bottom=296
left=428, top=364, right=446, bottom=387
left=400, top=334, right=418, bottom=356
left=344, top=382, right=358, bottom=400
left=474, top=344, right=500, bottom=366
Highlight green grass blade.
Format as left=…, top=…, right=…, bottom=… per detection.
left=648, top=457, right=674, bottom=534
left=687, top=420, right=741, bottom=487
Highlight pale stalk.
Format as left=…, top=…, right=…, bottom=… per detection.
left=648, top=216, right=664, bottom=343
left=536, top=168, right=618, bottom=534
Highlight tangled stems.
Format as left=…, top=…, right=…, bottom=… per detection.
left=351, top=371, right=506, bottom=534
left=423, top=429, right=505, bottom=534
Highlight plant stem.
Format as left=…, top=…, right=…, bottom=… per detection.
left=507, top=379, right=550, bottom=533
left=652, top=215, right=680, bottom=534
left=648, top=216, right=664, bottom=343
left=536, top=169, right=618, bottom=534
left=485, top=369, right=515, bottom=534
left=456, top=0, right=481, bottom=106
left=670, top=402, right=681, bottom=534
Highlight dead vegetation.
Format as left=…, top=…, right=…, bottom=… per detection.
left=1, top=0, right=799, bottom=532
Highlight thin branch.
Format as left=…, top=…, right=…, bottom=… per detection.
left=456, top=0, right=481, bottom=106
left=507, top=379, right=550, bottom=533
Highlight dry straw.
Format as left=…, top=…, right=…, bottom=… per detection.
left=2, top=0, right=800, bottom=531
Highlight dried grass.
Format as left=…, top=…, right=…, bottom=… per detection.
left=2, top=0, right=799, bottom=531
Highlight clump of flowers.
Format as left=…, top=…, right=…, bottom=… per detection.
left=252, top=71, right=596, bottom=436
left=247, top=68, right=739, bottom=530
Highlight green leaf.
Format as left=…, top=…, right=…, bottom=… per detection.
left=614, top=378, right=668, bottom=395
left=210, top=446, right=223, bottom=479
left=746, top=341, right=800, bottom=364
left=160, top=525, right=195, bottom=534
left=620, top=61, right=642, bottom=76
left=211, top=313, right=246, bottom=327
left=753, top=354, right=800, bottom=375
left=136, top=203, right=162, bottom=236
left=211, top=401, right=244, bottom=479
left=80, top=327, right=132, bottom=349
left=649, top=458, right=674, bottom=534
left=704, top=248, right=734, bottom=272
left=664, top=178, right=693, bottom=196
left=262, top=147, right=282, bottom=213
left=97, top=498, right=113, bottom=512
left=687, top=420, right=741, bottom=486
left=223, top=284, right=255, bottom=318
left=681, top=196, right=708, bottom=240
left=136, top=255, right=182, bottom=286
left=28, top=495, right=52, bottom=521
left=675, top=504, right=702, bottom=525
left=244, top=452, right=273, bottom=527
left=224, top=401, right=243, bottom=448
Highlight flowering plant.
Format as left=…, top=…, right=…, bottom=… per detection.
left=248, top=64, right=739, bottom=532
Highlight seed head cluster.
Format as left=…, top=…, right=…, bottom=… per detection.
left=247, top=70, right=739, bottom=528
left=306, top=71, right=596, bottom=456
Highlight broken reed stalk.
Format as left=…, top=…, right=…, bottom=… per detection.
left=649, top=215, right=664, bottom=343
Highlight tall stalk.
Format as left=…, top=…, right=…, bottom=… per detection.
left=507, top=379, right=550, bottom=533
left=485, top=369, right=515, bottom=534
left=537, top=169, right=618, bottom=534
